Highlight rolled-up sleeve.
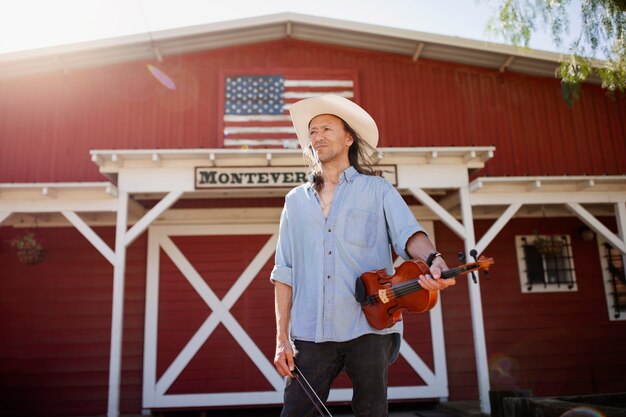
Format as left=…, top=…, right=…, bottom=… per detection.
left=270, top=205, right=293, bottom=286
left=383, top=184, right=423, bottom=260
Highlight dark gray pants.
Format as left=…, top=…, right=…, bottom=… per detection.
left=280, top=333, right=395, bottom=417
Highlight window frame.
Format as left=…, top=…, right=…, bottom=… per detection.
left=515, top=234, right=578, bottom=293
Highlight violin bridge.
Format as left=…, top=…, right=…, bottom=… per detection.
left=378, top=289, right=389, bottom=304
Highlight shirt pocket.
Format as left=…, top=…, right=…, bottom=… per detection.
left=343, top=208, right=378, bottom=248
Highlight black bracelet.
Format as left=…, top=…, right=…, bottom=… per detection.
left=426, top=252, right=442, bottom=266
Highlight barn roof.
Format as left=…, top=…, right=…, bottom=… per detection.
left=0, top=12, right=582, bottom=80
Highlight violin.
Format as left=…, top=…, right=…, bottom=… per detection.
left=355, top=255, right=494, bottom=330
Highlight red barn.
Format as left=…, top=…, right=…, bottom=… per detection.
left=1, top=13, right=625, bottom=417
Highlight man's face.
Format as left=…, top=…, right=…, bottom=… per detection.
left=308, top=114, right=353, bottom=164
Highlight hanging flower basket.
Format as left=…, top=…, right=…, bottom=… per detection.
left=10, top=231, right=47, bottom=265
left=16, top=248, right=47, bottom=265
left=533, top=236, right=565, bottom=256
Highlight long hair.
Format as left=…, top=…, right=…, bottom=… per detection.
left=303, top=117, right=380, bottom=191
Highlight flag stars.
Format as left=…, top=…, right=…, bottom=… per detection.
left=224, top=75, right=285, bottom=115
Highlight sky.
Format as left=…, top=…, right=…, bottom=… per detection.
left=0, top=0, right=581, bottom=56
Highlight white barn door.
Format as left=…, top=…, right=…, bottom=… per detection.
left=142, top=223, right=448, bottom=409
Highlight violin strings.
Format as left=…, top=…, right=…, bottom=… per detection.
left=365, top=264, right=480, bottom=305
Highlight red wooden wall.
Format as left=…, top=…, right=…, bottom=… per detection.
left=436, top=217, right=626, bottom=399
left=2, top=216, right=624, bottom=416
left=0, top=227, right=144, bottom=416
left=1, top=38, right=625, bottom=183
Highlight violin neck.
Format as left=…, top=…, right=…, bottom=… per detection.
left=441, top=262, right=478, bottom=279
left=364, top=261, right=484, bottom=306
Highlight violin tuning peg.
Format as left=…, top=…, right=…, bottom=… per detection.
left=484, top=269, right=490, bottom=279
left=470, top=271, right=477, bottom=284
left=470, top=249, right=478, bottom=262
left=457, top=251, right=465, bottom=262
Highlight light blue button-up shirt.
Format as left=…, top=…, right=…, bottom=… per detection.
left=270, top=166, right=423, bottom=343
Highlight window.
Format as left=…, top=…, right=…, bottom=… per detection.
left=515, top=235, right=577, bottom=293
left=597, top=237, right=626, bottom=321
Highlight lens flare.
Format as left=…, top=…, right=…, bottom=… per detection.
left=560, top=406, right=606, bottom=417
left=489, top=354, right=519, bottom=386
left=147, top=64, right=176, bottom=90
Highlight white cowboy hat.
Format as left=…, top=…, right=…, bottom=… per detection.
left=289, top=95, right=379, bottom=151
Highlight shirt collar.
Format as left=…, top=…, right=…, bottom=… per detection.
left=341, top=166, right=358, bottom=183
left=306, top=166, right=359, bottom=190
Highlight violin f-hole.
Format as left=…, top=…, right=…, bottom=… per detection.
left=386, top=300, right=399, bottom=318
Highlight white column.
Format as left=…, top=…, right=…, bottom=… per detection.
left=459, top=185, right=491, bottom=414
left=108, top=191, right=129, bottom=417
left=616, top=202, right=626, bottom=280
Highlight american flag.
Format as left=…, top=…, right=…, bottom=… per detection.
left=222, top=74, right=355, bottom=148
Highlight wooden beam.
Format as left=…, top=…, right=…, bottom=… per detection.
left=476, top=203, right=522, bottom=255
left=499, top=55, right=515, bottom=72
left=471, top=192, right=626, bottom=206
left=409, top=187, right=466, bottom=240
left=566, top=202, right=626, bottom=253
left=412, top=42, right=425, bottom=61
left=124, top=190, right=182, bottom=247
left=62, top=211, right=115, bottom=265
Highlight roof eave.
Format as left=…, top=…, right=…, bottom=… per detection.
left=0, top=12, right=599, bottom=82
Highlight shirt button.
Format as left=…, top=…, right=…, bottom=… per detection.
left=328, top=251, right=332, bottom=255
left=327, top=275, right=331, bottom=279
left=328, top=228, right=332, bottom=232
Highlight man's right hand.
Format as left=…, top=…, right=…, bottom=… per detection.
left=274, top=339, right=295, bottom=378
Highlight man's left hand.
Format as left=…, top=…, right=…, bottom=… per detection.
left=418, top=257, right=456, bottom=290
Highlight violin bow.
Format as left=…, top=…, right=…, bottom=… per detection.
left=292, top=364, right=333, bottom=417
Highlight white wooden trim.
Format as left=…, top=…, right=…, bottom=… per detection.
left=155, top=233, right=282, bottom=394
left=143, top=223, right=450, bottom=409
left=124, top=190, right=182, bottom=247
left=91, top=146, right=495, bottom=174
left=459, top=186, right=490, bottom=414
left=566, top=203, right=626, bottom=253
left=475, top=203, right=522, bottom=255
left=398, top=341, right=436, bottom=385
left=0, top=211, right=11, bottom=225
left=428, top=298, right=449, bottom=398
left=143, top=224, right=286, bottom=409
left=471, top=192, right=626, bottom=206
left=391, top=220, right=449, bottom=398
left=409, top=187, right=466, bottom=240
left=142, top=226, right=161, bottom=407
left=152, top=391, right=283, bottom=407
left=108, top=191, right=129, bottom=417
left=62, top=211, right=115, bottom=265
left=0, top=199, right=118, bottom=212
left=616, top=204, right=626, bottom=294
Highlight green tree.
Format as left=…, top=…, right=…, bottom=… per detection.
left=486, top=0, right=626, bottom=105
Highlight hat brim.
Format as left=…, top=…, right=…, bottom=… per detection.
left=289, top=95, right=379, bottom=151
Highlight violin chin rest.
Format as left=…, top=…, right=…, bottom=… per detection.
left=354, top=278, right=365, bottom=304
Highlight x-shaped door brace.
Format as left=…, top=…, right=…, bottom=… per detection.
left=143, top=224, right=448, bottom=408
left=156, top=232, right=283, bottom=394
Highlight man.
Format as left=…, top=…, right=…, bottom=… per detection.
left=271, top=95, right=454, bottom=417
